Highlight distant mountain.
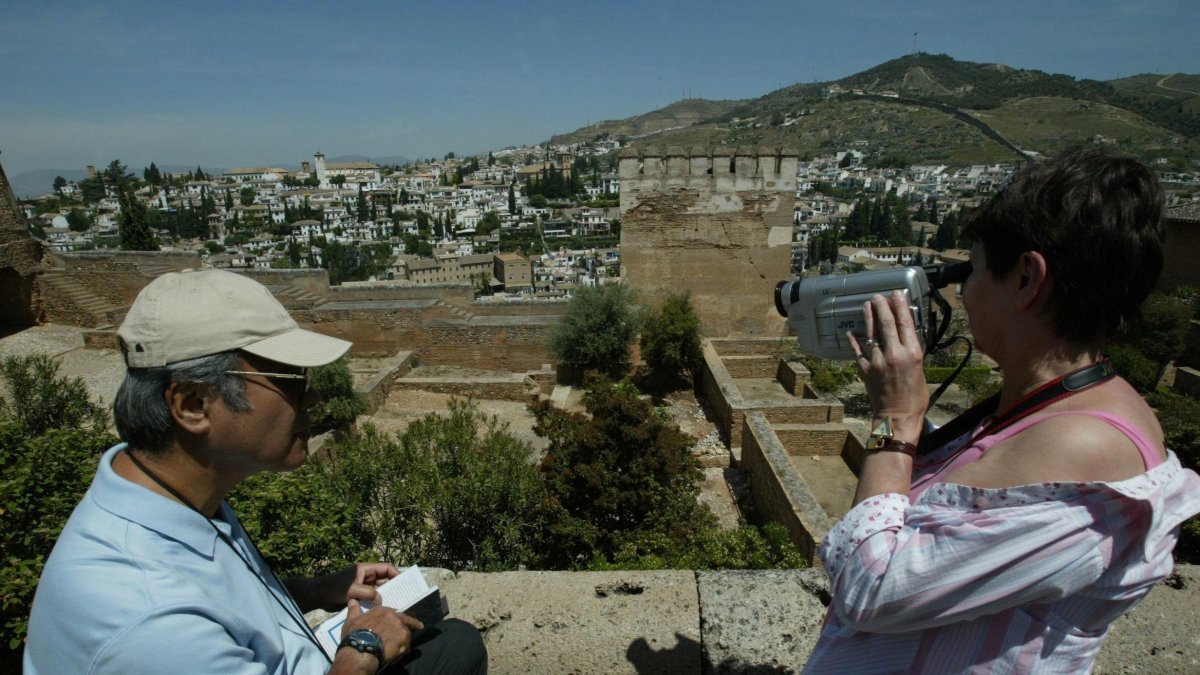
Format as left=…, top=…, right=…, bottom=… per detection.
left=550, top=99, right=741, bottom=146
left=553, top=53, right=1200, bottom=167
left=8, top=169, right=88, bottom=199
left=327, top=154, right=412, bottom=166
left=10, top=156, right=413, bottom=199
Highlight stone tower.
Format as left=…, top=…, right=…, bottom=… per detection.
left=314, top=152, right=327, bottom=187
left=0, top=153, right=45, bottom=328
left=619, top=146, right=797, bottom=336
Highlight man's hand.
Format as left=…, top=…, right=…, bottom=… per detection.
left=331, top=600, right=424, bottom=675
left=287, top=562, right=400, bottom=612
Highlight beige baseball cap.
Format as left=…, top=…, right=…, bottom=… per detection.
left=117, top=269, right=351, bottom=368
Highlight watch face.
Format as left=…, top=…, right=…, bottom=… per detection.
left=352, top=629, right=381, bottom=647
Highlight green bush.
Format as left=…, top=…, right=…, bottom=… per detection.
left=1145, top=389, right=1200, bottom=564
left=546, top=284, right=641, bottom=380
left=794, top=355, right=857, bottom=394
left=0, top=355, right=108, bottom=436
left=308, top=357, right=369, bottom=435
left=640, top=292, right=702, bottom=384
left=1107, top=344, right=1162, bottom=393
left=923, top=365, right=991, bottom=384
left=0, top=356, right=115, bottom=661
left=233, top=399, right=542, bottom=575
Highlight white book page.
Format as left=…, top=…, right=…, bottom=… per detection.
left=314, top=565, right=438, bottom=658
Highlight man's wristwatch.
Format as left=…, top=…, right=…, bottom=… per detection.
left=339, top=628, right=385, bottom=671
left=867, top=415, right=917, bottom=457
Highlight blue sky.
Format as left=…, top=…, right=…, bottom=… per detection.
left=1, top=0, right=1196, bottom=177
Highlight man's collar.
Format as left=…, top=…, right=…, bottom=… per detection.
left=92, top=444, right=221, bottom=557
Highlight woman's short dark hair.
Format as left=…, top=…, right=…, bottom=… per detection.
left=959, top=147, right=1165, bottom=347
left=113, top=350, right=250, bottom=453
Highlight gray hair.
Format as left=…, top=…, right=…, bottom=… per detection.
left=113, top=350, right=251, bottom=453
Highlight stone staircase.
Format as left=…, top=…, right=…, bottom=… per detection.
left=134, top=262, right=177, bottom=278
left=38, top=272, right=124, bottom=328
left=271, top=284, right=326, bottom=309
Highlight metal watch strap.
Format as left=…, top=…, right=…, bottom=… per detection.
left=868, top=438, right=918, bottom=457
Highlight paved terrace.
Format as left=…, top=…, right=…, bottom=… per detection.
left=4, top=327, right=1198, bottom=672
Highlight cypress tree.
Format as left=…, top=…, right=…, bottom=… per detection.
left=117, top=188, right=159, bottom=251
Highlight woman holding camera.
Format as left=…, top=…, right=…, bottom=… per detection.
left=804, top=148, right=1200, bottom=673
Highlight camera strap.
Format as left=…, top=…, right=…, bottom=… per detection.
left=916, top=358, right=1117, bottom=457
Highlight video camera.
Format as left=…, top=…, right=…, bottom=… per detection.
left=774, top=261, right=972, bottom=361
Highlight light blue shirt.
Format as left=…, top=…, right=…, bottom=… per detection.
left=25, top=444, right=330, bottom=674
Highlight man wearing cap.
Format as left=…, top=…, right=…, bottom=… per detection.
left=24, top=269, right=487, bottom=674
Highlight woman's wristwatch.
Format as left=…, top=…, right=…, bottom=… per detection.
left=339, top=628, right=385, bottom=672
left=867, top=416, right=917, bottom=457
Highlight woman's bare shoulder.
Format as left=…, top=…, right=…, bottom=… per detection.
left=943, top=382, right=1164, bottom=488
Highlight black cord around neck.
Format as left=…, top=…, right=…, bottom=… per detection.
left=123, top=449, right=332, bottom=663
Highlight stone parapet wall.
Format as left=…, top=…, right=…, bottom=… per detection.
left=620, top=147, right=796, bottom=337
left=398, top=564, right=1200, bottom=673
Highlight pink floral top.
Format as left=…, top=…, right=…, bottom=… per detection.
left=804, top=411, right=1200, bottom=674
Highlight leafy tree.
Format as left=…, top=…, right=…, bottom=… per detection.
left=143, top=163, right=162, bottom=186
left=78, top=176, right=106, bottom=204
left=356, top=186, right=371, bottom=223
left=528, top=194, right=548, bottom=209
left=52, top=175, right=67, bottom=194
left=330, top=175, right=347, bottom=187
left=309, top=357, right=369, bottom=435
left=546, top=283, right=640, bottom=379
left=532, top=378, right=709, bottom=568
left=117, top=187, right=159, bottom=251
left=477, top=211, right=501, bottom=236
left=102, top=160, right=134, bottom=191
left=640, top=292, right=703, bottom=384
left=65, top=208, right=91, bottom=232
left=1108, top=293, right=1192, bottom=393
left=934, top=210, right=958, bottom=250
left=239, top=187, right=256, bottom=207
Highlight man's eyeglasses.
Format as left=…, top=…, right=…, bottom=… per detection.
left=226, top=369, right=313, bottom=400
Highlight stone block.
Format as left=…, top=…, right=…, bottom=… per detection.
left=698, top=569, right=829, bottom=674
left=439, top=570, right=701, bottom=675
left=1173, top=366, right=1200, bottom=398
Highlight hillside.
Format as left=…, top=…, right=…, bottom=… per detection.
left=555, top=54, right=1200, bottom=167
left=550, top=99, right=740, bottom=146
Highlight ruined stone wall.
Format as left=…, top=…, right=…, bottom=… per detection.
left=239, top=268, right=330, bottom=297
left=0, top=157, right=44, bottom=326
left=328, top=281, right=471, bottom=305
left=470, top=302, right=570, bottom=317
left=295, top=305, right=556, bottom=371
left=47, top=251, right=200, bottom=307
left=739, top=413, right=831, bottom=563
left=619, top=146, right=796, bottom=337
left=391, top=377, right=536, bottom=403
left=1158, top=217, right=1200, bottom=294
